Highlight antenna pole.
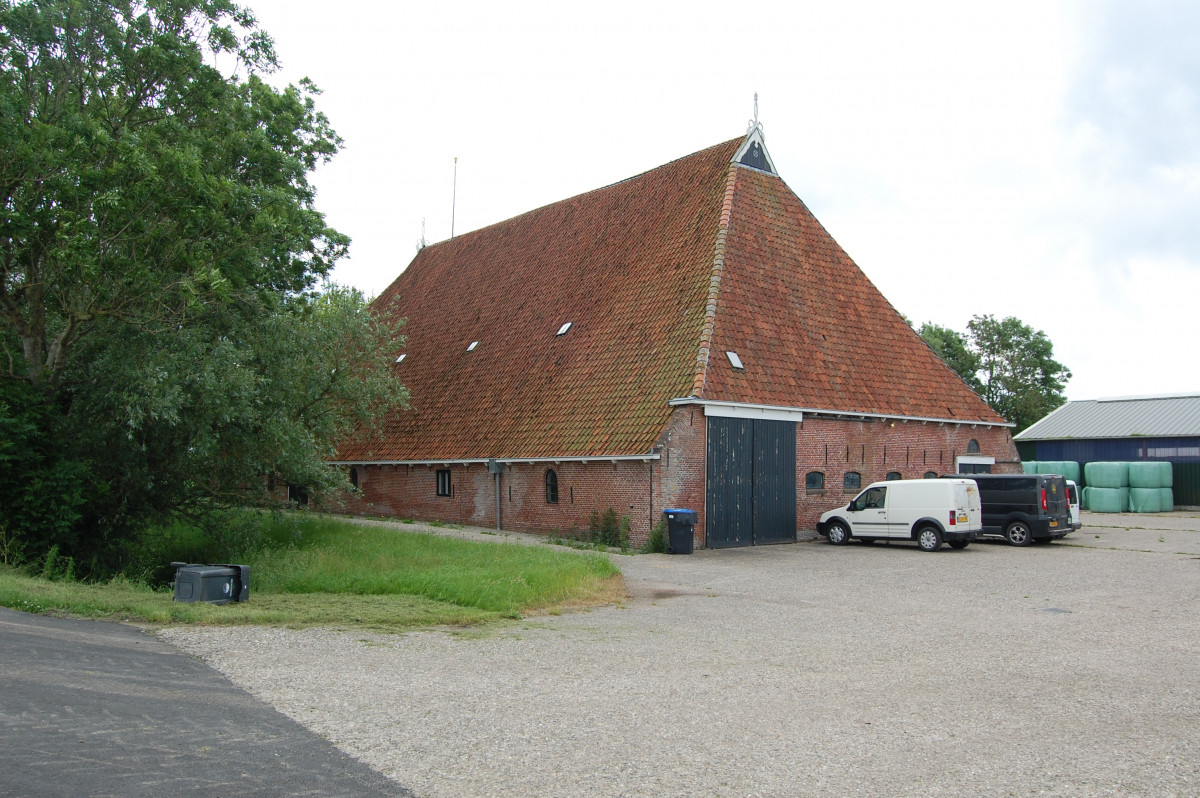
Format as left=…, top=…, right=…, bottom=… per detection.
left=451, top=157, right=457, bottom=239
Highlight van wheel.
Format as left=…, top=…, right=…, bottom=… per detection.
left=1005, top=522, right=1032, bottom=547
left=948, top=540, right=970, bottom=550
left=826, top=521, right=851, bottom=545
left=916, top=526, right=943, bottom=551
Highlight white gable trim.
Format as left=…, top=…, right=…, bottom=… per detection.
left=698, top=401, right=804, bottom=423
left=731, top=128, right=777, bottom=174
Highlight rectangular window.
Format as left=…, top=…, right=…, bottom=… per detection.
left=436, top=469, right=451, bottom=497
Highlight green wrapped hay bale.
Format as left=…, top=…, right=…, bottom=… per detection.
left=1159, top=488, right=1174, bottom=512
left=1129, top=487, right=1162, bottom=513
left=1087, top=486, right=1129, bottom=513
left=1128, top=461, right=1172, bottom=489
left=1022, top=461, right=1038, bottom=474
left=1084, top=461, right=1129, bottom=488
left=1038, top=460, right=1081, bottom=483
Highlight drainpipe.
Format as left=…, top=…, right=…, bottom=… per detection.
left=488, top=459, right=503, bottom=530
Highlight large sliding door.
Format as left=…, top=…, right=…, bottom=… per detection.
left=706, top=417, right=797, bottom=548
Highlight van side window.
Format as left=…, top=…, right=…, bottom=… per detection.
left=852, top=486, right=887, bottom=511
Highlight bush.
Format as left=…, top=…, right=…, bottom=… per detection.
left=585, top=508, right=625, bottom=548
left=0, top=382, right=97, bottom=567
left=641, top=520, right=668, bottom=554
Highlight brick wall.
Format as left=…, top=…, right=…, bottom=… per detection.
left=332, top=460, right=658, bottom=545
left=327, top=408, right=1017, bottom=551
left=792, top=417, right=1019, bottom=534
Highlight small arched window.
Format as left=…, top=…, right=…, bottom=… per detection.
left=545, top=469, right=559, bottom=504
left=924, top=471, right=939, bottom=479
left=967, top=439, right=980, bottom=454
left=805, top=471, right=825, bottom=492
left=843, top=472, right=861, bottom=492
left=886, top=471, right=902, bottom=481
left=349, top=466, right=359, bottom=489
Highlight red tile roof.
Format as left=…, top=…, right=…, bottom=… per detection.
left=338, top=136, right=1004, bottom=462
left=702, top=165, right=1005, bottom=423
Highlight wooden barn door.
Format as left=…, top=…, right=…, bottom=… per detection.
left=706, top=417, right=797, bottom=548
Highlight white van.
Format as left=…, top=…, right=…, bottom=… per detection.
left=818, top=478, right=983, bottom=551
left=1066, top=480, right=1081, bottom=531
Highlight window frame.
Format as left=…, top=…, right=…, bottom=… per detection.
left=805, top=471, right=825, bottom=492
left=545, top=469, right=559, bottom=504
left=843, top=471, right=862, bottom=492
left=436, top=468, right=452, bottom=497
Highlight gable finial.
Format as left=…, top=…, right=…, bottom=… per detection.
left=746, top=92, right=763, bottom=136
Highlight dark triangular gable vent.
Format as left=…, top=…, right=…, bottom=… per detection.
left=733, top=128, right=776, bottom=174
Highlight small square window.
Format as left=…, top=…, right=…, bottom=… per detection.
left=805, top=471, right=825, bottom=491
left=556, top=322, right=572, bottom=336
left=466, top=341, right=479, bottom=352
left=436, top=469, right=451, bottom=497
left=725, top=351, right=744, bottom=370
left=395, top=354, right=406, bottom=363
left=843, top=472, right=862, bottom=492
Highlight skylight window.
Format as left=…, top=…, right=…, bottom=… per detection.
left=395, top=354, right=406, bottom=363
left=466, top=341, right=479, bottom=352
left=726, top=351, right=744, bottom=370
left=556, top=322, right=572, bottom=336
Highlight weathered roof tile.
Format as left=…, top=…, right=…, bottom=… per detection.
left=339, top=136, right=1002, bottom=463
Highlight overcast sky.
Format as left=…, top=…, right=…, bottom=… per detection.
left=245, top=0, right=1198, bottom=402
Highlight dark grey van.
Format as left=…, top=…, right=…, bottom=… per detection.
left=947, top=473, right=1072, bottom=546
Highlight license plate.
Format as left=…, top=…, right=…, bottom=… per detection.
left=1050, top=520, right=1058, bottom=527
left=957, top=513, right=968, bottom=523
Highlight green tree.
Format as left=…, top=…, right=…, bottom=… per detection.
left=967, top=314, right=1070, bottom=433
left=1, top=0, right=345, bottom=387
left=918, top=322, right=983, bottom=394
left=0, top=1, right=405, bottom=572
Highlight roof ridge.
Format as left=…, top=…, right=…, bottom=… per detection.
left=690, top=162, right=741, bottom=397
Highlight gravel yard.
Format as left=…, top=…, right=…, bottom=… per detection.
left=162, top=512, right=1200, bottom=797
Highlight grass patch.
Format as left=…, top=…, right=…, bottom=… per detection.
left=0, top=514, right=623, bottom=632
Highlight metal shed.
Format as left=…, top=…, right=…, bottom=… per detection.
left=1014, top=393, right=1200, bottom=505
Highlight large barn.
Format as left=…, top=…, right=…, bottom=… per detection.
left=333, top=127, right=1017, bottom=548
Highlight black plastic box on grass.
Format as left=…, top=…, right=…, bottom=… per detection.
left=171, top=563, right=250, bottom=604
left=662, top=509, right=697, bottom=554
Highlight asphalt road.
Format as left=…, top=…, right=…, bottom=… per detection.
left=0, top=608, right=408, bottom=798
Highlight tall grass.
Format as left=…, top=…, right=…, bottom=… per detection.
left=0, top=514, right=623, bottom=630
left=247, top=516, right=620, bottom=615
